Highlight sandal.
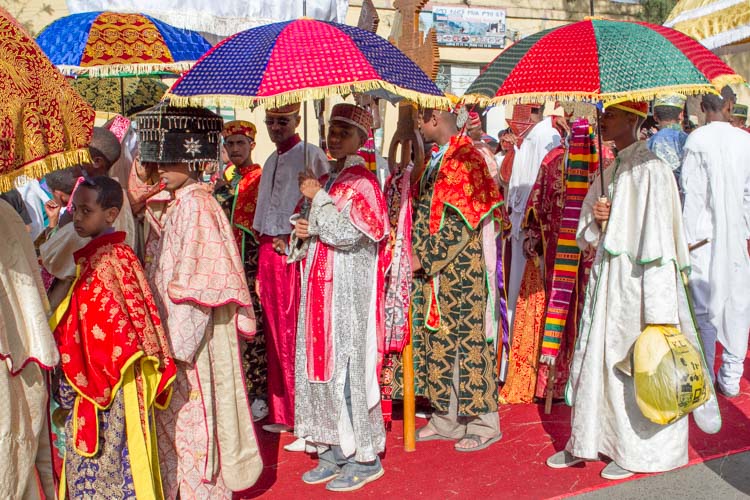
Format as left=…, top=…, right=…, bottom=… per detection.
left=415, top=426, right=452, bottom=442
left=454, top=433, right=502, bottom=452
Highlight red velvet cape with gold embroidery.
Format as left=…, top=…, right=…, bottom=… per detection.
left=54, top=232, right=175, bottom=456
left=231, top=163, right=262, bottom=250
left=306, top=165, right=390, bottom=382
left=424, top=135, right=504, bottom=330
left=428, top=134, right=504, bottom=235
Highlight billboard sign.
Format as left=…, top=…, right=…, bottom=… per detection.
left=431, top=6, right=506, bottom=49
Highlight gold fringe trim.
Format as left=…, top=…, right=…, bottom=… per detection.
left=460, top=93, right=494, bottom=106
left=164, top=79, right=452, bottom=111
left=58, top=62, right=196, bottom=78
left=0, top=148, right=91, bottom=193
left=483, top=78, right=746, bottom=107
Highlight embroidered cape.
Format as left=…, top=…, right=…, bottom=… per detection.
left=424, top=134, right=504, bottom=330
left=231, top=163, right=263, bottom=252
left=52, top=232, right=175, bottom=460
left=305, top=164, right=390, bottom=382
left=157, top=183, right=255, bottom=339
left=428, top=134, right=504, bottom=235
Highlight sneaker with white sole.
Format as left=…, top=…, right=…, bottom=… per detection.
left=325, top=458, right=384, bottom=492
left=546, top=450, right=585, bottom=469
left=251, top=399, right=269, bottom=422
left=600, top=461, right=634, bottom=480
left=302, top=462, right=341, bottom=485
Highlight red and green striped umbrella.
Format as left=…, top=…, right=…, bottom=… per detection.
left=464, top=18, right=744, bottom=105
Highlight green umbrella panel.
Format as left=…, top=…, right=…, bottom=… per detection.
left=69, top=77, right=169, bottom=117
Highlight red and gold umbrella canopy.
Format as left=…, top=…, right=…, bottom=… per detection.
left=464, top=18, right=744, bottom=105
left=0, top=8, right=95, bottom=192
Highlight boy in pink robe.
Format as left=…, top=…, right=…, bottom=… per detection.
left=136, top=103, right=262, bottom=499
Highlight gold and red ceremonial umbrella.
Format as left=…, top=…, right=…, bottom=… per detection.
left=0, top=8, right=95, bottom=192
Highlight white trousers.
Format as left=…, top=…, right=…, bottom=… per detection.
left=697, top=313, right=745, bottom=395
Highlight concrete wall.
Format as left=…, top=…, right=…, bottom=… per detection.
left=2, top=0, right=70, bottom=35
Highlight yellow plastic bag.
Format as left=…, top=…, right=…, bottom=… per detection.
left=633, top=325, right=710, bottom=425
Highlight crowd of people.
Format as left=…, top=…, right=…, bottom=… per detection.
left=1, top=85, right=749, bottom=497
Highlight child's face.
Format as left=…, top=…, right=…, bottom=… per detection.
left=327, top=123, right=364, bottom=160
left=155, top=163, right=195, bottom=192
left=71, top=186, right=119, bottom=238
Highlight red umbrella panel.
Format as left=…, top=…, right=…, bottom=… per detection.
left=0, top=8, right=95, bottom=191
left=165, top=18, right=449, bottom=109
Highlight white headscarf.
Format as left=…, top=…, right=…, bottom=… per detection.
left=507, top=117, right=561, bottom=237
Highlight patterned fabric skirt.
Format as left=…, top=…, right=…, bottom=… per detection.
left=59, top=383, right=136, bottom=499
left=241, top=240, right=267, bottom=400
left=499, top=258, right=546, bottom=404
left=389, top=274, right=430, bottom=400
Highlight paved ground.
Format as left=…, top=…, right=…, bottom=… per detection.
left=578, top=451, right=750, bottom=499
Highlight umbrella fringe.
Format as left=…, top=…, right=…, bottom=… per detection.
left=164, top=80, right=451, bottom=110
left=460, top=93, right=494, bottom=106
left=483, top=79, right=745, bottom=107
left=58, top=62, right=196, bottom=78
left=0, top=148, right=91, bottom=193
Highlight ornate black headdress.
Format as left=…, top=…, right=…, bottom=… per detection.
left=136, top=102, right=223, bottom=169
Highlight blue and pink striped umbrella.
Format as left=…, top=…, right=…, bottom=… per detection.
left=165, top=18, right=448, bottom=109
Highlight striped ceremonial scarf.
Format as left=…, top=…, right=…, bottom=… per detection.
left=539, top=120, right=597, bottom=364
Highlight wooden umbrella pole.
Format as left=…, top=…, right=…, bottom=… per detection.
left=388, top=101, right=423, bottom=452
left=596, top=107, right=608, bottom=233
left=544, top=363, right=556, bottom=414
left=403, top=331, right=416, bottom=452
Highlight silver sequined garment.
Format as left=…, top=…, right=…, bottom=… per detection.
left=293, top=188, right=386, bottom=463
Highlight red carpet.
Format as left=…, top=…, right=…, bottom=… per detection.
left=238, top=353, right=750, bottom=499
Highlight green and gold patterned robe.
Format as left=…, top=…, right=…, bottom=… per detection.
left=411, top=158, right=499, bottom=416
left=392, top=136, right=503, bottom=416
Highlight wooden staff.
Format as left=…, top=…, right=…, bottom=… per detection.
left=544, top=363, right=556, bottom=414
left=388, top=101, right=423, bottom=452
left=389, top=0, right=437, bottom=453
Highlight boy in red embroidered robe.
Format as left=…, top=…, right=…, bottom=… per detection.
left=51, top=176, right=176, bottom=499
left=136, top=103, right=262, bottom=498
left=292, top=104, right=390, bottom=491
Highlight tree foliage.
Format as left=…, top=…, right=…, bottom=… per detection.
left=639, top=0, right=679, bottom=25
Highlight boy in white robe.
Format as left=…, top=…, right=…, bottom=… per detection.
left=546, top=101, right=720, bottom=480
